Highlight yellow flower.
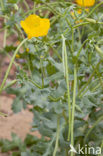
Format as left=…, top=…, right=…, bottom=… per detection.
left=70, top=8, right=89, bottom=23
left=77, top=8, right=89, bottom=14
left=75, top=0, right=95, bottom=7
left=20, top=14, right=50, bottom=39
left=16, top=54, right=20, bottom=58
left=70, top=9, right=82, bottom=18
left=26, top=48, right=29, bottom=52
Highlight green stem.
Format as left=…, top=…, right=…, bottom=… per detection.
left=40, top=56, right=45, bottom=88
left=92, top=65, right=103, bottom=89
left=26, top=51, right=33, bottom=79
left=3, top=28, right=7, bottom=47
left=62, top=35, right=71, bottom=141
left=53, top=117, right=60, bottom=156
left=98, top=141, right=103, bottom=156
left=92, top=83, right=100, bottom=92
left=66, top=18, right=72, bottom=29
left=48, top=96, right=61, bottom=102
left=76, top=39, right=89, bottom=59
left=3, top=50, right=18, bottom=67
left=84, top=115, right=103, bottom=144
left=23, top=0, right=29, bottom=10
left=78, top=61, right=101, bottom=97
left=86, top=1, right=103, bottom=18
left=3, top=19, right=7, bottom=48
left=0, top=38, right=28, bottom=94
left=71, top=65, right=77, bottom=156
left=85, top=18, right=103, bottom=24
left=0, top=15, right=8, bottom=19
left=23, top=1, right=72, bottom=17
left=42, top=1, right=61, bottom=16
left=62, top=110, right=68, bottom=124
left=71, top=28, right=74, bottom=53
left=15, top=24, right=24, bottom=39
left=79, top=86, right=89, bottom=98
left=77, top=28, right=81, bottom=42
left=0, top=0, right=4, bottom=10
left=80, top=77, right=103, bottom=98
left=28, top=79, right=42, bottom=89
left=50, top=15, right=60, bottom=25
left=33, top=1, right=36, bottom=13
left=0, top=26, right=9, bottom=32
left=49, top=44, right=62, bottom=61
left=3, top=80, right=17, bottom=90
left=95, top=45, right=103, bottom=59
left=65, top=49, right=71, bottom=141
left=73, top=22, right=89, bottom=29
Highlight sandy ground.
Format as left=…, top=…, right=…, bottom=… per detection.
left=0, top=96, right=33, bottom=140
left=0, top=96, right=41, bottom=140
left=0, top=96, right=40, bottom=156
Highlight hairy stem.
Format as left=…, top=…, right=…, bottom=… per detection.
left=0, top=38, right=28, bottom=94
left=3, top=19, right=7, bottom=48
left=71, top=65, right=77, bottom=156
left=53, top=117, right=60, bottom=156
left=62, top=35, right=71, bottom=141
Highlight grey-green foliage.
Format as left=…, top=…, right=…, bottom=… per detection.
left=1, top=0, right=103, bottom=156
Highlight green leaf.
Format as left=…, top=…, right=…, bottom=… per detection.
left=12, top=98, right=24, bottom=113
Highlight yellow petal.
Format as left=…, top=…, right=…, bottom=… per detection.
left=16, top=54, right=20, bottom=58
left=20, top=14, right=50, bottom=39
left=75, top=0, right=95, bottom=7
